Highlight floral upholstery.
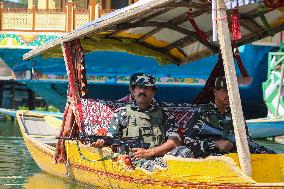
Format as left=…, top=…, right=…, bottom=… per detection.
left=80, top=99, right=201, bottom=137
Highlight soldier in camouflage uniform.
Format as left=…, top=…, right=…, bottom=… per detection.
left=183, top=77, right=275, bottom=158
left=93, top=73, right=181, bottom=171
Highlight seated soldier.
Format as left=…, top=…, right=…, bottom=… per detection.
left=183, top=77, right=275, bottom=158
left=92, top=73, right=181, bottom=170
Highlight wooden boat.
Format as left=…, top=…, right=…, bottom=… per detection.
left=19, top=0, right=284, bottom=187
left=17, top=110, right=284, bottom=188
left=247, top=48, right=284, bottom=139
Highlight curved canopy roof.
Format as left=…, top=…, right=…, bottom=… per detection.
left=23, top=0, right=284, bottom=65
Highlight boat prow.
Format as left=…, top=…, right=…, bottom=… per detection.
left=17, top=111, right=284, bottom=188
left=16, top=111, right=66, bottom=178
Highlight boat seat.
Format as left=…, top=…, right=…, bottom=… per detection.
left=23, top=116, right=60, bottom=136
left=80, top=98, right=201, bottom=141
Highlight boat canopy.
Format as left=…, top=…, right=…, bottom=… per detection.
left=23, top=0, right=284, bottom=65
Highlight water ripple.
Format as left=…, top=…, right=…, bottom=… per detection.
left=0, top=121, right=40, bottom=187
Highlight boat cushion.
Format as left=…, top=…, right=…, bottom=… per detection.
left=80, top=99, right=126, bottom=136
left=80, top=98, right=201, bottom=141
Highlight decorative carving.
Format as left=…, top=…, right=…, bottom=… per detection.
left=35, top=13, right=66, bottom=31
left=2, top=12, right=33, bottom=30
left=0, top=7, right=114, bottom=32
left=75, top=13, right=89, bottom=29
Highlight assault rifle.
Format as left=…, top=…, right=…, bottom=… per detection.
left=57, top=135, right=150, bottom=154
left=200, top=123, right=276, bottom=154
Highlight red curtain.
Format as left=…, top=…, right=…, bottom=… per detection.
left=54, top=39, right=88, bottom=163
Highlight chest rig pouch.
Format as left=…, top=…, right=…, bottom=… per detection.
left=123, top=105, right=165, bottom=148
left=203, top=105, right=233, bottom=137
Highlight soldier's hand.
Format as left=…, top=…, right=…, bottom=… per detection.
left=90, top=139, right=105, bottom=148
left=215, top=140, right=234, bottom=153
left=132, top=148, right=154, bottom=159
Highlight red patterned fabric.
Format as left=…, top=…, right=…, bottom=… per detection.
left=162, top=102, right=200, bottom=129
left=81, top=99, right=125, bottom=136
left=234, top=47, right=249, bottom=77
left=54, top=102, right=70, bottom=163
left=263, top=0, right=284, bottom=8
left=231, top=9, right=242, bottom=41
left=80, top=99, right=201, bottom=137
left=188, top=10, right=208, bottom=42
left=73, top=40, right=88, bottom=98
left=62, top=40, right=84, bottom=132
left=55, top=39, right=86, bottom=163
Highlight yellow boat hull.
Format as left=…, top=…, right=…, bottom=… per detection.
left=17, top=111, right=284, bottom=188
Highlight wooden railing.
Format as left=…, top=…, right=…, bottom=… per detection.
left=0, top=2, right=116, bottom=33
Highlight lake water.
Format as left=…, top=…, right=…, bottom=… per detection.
left=0, top=119, right=93, bottom=189
left=0, top=119, right=283, bottom=189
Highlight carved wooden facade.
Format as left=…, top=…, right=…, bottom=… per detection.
left=0, top=0, right=137, bottom=32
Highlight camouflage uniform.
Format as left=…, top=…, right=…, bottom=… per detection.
left=109, top=73, right=181, bottom=171
left=109, top=101, right=180, bottom=143
left=108, top=101, right=180, bottom=171
left=183, top=101, right=275, bottom=158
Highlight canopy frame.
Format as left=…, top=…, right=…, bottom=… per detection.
left=23, top=0, right=284, bottom=65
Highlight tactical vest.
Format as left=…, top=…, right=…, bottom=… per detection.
left=123, top=105, right=165, bottom=148
left=201, top=104, right=233, bottom=133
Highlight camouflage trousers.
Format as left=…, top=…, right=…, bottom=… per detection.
left=132, top=146, right=196, bottom=172
left=167, top=146, right=195, bottom=158
left=133, top=157, right=167, bottom=172
left=169, top=146, right=225, bottom=158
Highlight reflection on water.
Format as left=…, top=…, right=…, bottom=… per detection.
left=0, top=120, right=39, bottom=189
left=0, top=119, right=283, bottom=188
left=24, top=173, right=93, bottom=189
left=0, top=120, right=93, bottom=189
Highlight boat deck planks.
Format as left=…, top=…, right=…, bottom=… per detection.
left=21, top=116, right=60, bottom=137
left=19, top=115, right=60, bottom=148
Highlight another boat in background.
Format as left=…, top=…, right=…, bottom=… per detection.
left=247, top=44, right=284, bottom=139
left=17, top=44, right=273, bottom=119
left=247, top=117, right=284, bottom=138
